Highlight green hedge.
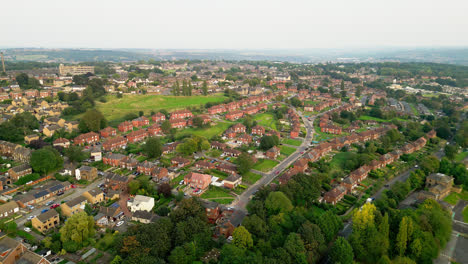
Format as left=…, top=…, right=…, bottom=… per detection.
left=14, top=173, right=40, bottom=185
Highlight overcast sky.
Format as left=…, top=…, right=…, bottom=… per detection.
left=3, top=0, right=467, bottom=49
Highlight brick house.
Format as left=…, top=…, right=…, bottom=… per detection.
left=223, top=148, right=241, bottom=157
left=151, top=167, right=169, bottom=180
left=170, top=109, right=193, bottom=120
left=321, top=125, right=342, bottom=135
left=132, top=116, right=150, bottom=127
left=60, top=196, right=87, bottom=217
left=203, top=201, right=220, bottom=223
left=211, top=141, right=227, bottom=150
left=223, top=174, right=242, bottom=189
left=105, top=172, right=129, bottom=191
left=82, top=188, right=105, bottom=204
left=8, top=164, right=32, bottom=181
left=184, top=172, right=212, bottom=190
left=151, top=112, right=166, bottom=123
left=137, top=161, right=156, bottom=175
left=103, top=153, right=126, bottom=167
left=251, top=125, right=265, bottom=136
left=237, top=134, right=252, bottom=145
left=53, top=137, right=70, bottom=148
left=216, top=163, right=237, bottom=174
left=147, top=124, right=162, bottom=136
left=323, top=186, right=346, bottom=205
left=102, top=136, right=127, bottom=151
left=208, top=105, right=226, bottom=115
left=120, top=156, right=138, bottom=170
left=100, top=127, right=117, bottom=138
left=266, top=146, right=280, bottom=159
left=225, top=110, right=243, bottom=121
left=231, top=123, right=246, bottom=133
left=170, top=118, right=187, bottom=129
left=118, top=121, right=133, bottom=132
left=171, top=157, right=191, bottom=167
left=127, top=129, right=147, bottom=143
left=32, top=210, right=60, bottom=234
left=74, top=132, right=99, bottom=145
left=293, top=158, right=309, bottom=173
left=195, top=160, right=215, bottom=170
left=75, top=166, right=98, bottom=181
left=224, top=128, right=237, bottom=139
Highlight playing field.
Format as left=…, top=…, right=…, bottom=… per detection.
left=97, top=94, right=227, bottom=122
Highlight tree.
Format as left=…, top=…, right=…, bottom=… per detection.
left=128, top=180, right=141, bottom=195
left=110, top=255, right=123, bottom=264
left=259, top=135, right=279, bottom=150
left=284, top=233, right=306, bottom=263
left=444, top=144, right=457, bottom=160
left=192, top=116, right=204, bottom=128
left=64, top=146, right=88, bottom=163
left=236, top=153, right=255, bottom=175
left=60, top=212, right=95, bottom=245
left=161, top=120, right=172, bottom=134
left=396, top=216, right=413, bottom=255
left=265, top=191, right=293, bottom=214
left=158, top=183, right=172, bottom=198
left=80, top=109, right=107, bottom=132
left=30, top=148, right=63, bottom=175
left=16, top=73, right=29, bottom=88
left=143, top=137, right=162, bottom=158
left=232, top=226, right=253, bottom=249
left=202, top=80, right=208, bottom=95
left=242, top=214, right=268, bottom=239
left=330, top=237, right=353, bottom=264
left=353, top=203, right=376, bottom=231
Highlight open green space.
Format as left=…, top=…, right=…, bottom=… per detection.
left=200, top=186, right=234, bottom=199
left=443, top=190, right=468, bottom=205
left=176, top=121, right=232, bottom=139
left=252, top=159, right=279, bottom=172
left=358, top=115, right=406, bottom=123
left=210, top=198, right=235, bottom=204
left=282, top=138, right=302, bottom=146
left=455, top=152, right=468, bottom=162
left=253, top=113, right=277, bottom=130
left=97, top=94, right=227, bottom=123
left=330, top=152, right=357, bottom=170
left=280, top=145, right=296, bottom=156
left=243, top=171, right=262, bottom=185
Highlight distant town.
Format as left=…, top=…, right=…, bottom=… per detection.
left=0, top=58, right=466, bottom=264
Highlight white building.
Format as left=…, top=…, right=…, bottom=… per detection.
left=127, top=195, right=154, bottom=212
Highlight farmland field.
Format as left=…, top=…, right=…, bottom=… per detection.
left=97, top=94, right=227, bottom=123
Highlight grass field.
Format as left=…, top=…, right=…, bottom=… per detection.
left=176, top=121, right=232, bottom=139
left=330, top=152, right=356, bottom=170
left=254, top=113, right=277, bottom=130
left=252, top=159, right=279, bottom=172
left=200, top=186, right=234, bottom=199
left=282, top=138, right=302, bottom=146
left=97, top=94, right=227, bottom=123
left=243, top=171, right=262, bottom=184
left=280, top=145, right=296, bottom=156
left=443, top=193, right=460, bottom=205
left=210, top=198, right=235, bottom=204
left=358, top=115, right=407, bottom=123
left=455, top=152, right=468, bottom=162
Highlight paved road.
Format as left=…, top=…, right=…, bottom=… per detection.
left=16, top=178, right=104, bottom=227
left=232, top=107, right=317, bottom=211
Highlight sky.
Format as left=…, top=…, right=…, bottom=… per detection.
left=3, top=0, right=468, bottom=50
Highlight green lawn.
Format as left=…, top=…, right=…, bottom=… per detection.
left=176, top=121, right=232, bottom=139
left=455, top=152, right=468, bottom=162
left=358, top=115, right=390, bottom=122
left=210, top=198, right=235, bottom=204
left=282, top=138, right=302, bottom=146
left=200, top=186, right=234, bottom=199
left=254, top=113, right=277, bottom=130
left=243, top=171, right=262, bottom=184
left=252, top=159, right=279, bottom=172
left=463, top=206, right=468, bottom=223
left=97, top=94, right=227, bottom=123
left=443, top=193, right=460, bottom=205
left=280, top=145, right=296, bottom=156
left=330, top=152, right=357, bottom=170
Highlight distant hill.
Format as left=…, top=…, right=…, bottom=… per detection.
left=2, top=47, right=468, bottom=65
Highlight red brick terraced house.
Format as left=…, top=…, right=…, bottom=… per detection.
left=251, top=125, right=265, bottom=136
left=324, top=186, right=346, bottom=205
left=170, top=118, right=187, bottom=129
left=151, top=167, right=169, bottom=180
left=237, top=134, right=252, bottom=145
left=102, top=136, right=127, bottom=151
left=223, top=148, right=241, bottom=157
left=171, top=157, right=191, bottom=167
left=170, top=109, right=193, bottom=120
left=100, top=127, right=117, bottom=138
left=208, top=105, right=226, bottom=115
left=266, top=146, right=280, bottom=159
left=232, top=123, right=246, bottom=133
left=103, top=153, right=126, bottom=167
left=195, top=160, right=215, bottom=170
left=119, top=156, right=138, bottom=170
left=127, top=129, right=147, bottom=143
left=132, top=116, right=150, bottom=127
left=137, top=161, right=156, bottom=175
left=74, top=132, right=99, bottom=145
left=147, top=124, right=162, bottom=136
left=216, top=163, right=237, bottom=175
left=118, top=121, right=133, bottom=133
left=151, top=113, right=166, bottom=123
left=184, top=172, right=212, bottom=190
left=226, top=110, right=243, bottom=121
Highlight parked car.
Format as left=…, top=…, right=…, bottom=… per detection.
left=50, top=204, right=60, bottom=209
left=116, top=221, right=124, bottom=227
left=27, top=205, right=35, bottom=210
left=46, top=201, right=54, bottom=206
left=41, top=209, right=49, bottom=214
left=23, top=227, right=31, bottom=232
left=179, top=180, right=184, bottom=185
left=27, top=215, right=35, bottom=221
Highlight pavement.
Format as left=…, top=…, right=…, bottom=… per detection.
left=232, top=107, right=317, bottom=211
left=15, top=178, right=104, bottom=227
